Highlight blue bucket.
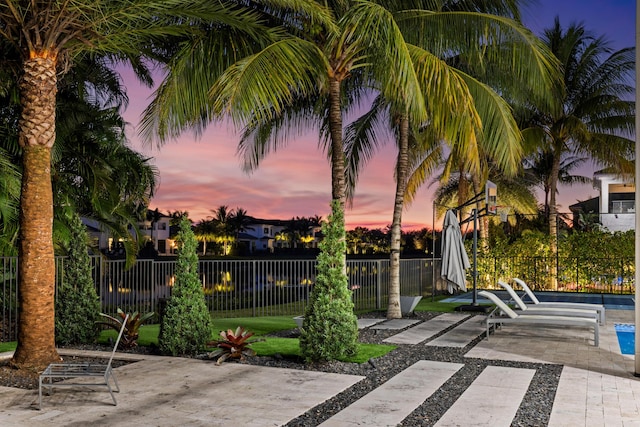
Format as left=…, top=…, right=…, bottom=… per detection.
left=614, top=323, right=635, bottom=355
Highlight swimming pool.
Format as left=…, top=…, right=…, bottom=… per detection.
left=442, top=290, right=636, bottom=310
left=614, top=323, right=635, bottom=355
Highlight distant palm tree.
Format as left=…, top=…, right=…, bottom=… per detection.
left=229, top=208, right=254, bottom=237
left=517, top=18, right=635, bottom=289
left=523, top=150, right=590, bottom=219
left=146, top=208, right=163, bottom=250
left=168, top=210, right=190, bottom=227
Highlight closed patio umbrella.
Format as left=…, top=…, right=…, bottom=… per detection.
left=441, top=209, right=470, bottom=293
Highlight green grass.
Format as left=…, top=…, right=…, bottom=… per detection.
left=414, top=294, right=460, bottom=312
left=0, top=341, right=16, bottom=352
left=97, top=324, right=160, bottom=347
left=211, top=316, right=297, bottom=336
left=249, top=337, right=396, bottom=363
left=2, top=314, right=398, bottom=363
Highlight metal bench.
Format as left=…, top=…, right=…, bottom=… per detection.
left=38, top=314, right=129, bottom=409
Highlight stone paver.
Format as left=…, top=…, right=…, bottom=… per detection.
left=383, top=313, right=469, bottom=344
left=426, top=315, right=486, bottom=348
left=1, top=309, right=638, bottom=426
left=357, top=318, right=385, bottom=329
left=319, top=360, right=463, bottom=427
left=370, top=318, right=421, bottom=330
left=434, top=366, right=536, bottom=427
left=0, top=357, right=363, bottom=426
left=466, top=309, right=639, bottom=427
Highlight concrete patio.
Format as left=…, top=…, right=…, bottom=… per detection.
left=0, top=308, right=637, bottom=426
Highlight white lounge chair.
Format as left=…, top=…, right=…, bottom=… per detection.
left=478, top=290, right=599, bottom=347
left=497, top=281, right=602, bottom=324
left=512, top=278, right=606, bottom=324
left=39, top=314, right=129, bottom=409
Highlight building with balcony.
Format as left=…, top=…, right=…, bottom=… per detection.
left=569, top=171, right=635, bottom=232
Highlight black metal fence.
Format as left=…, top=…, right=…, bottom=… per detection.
left=1, top=257, right=439, bottom=342
left=1, top=254, right=635, bottom=342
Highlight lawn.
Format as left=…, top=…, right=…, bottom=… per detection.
left=414, top=294, right=463, bottom=312
left=2, top=315, right=396, bottom=364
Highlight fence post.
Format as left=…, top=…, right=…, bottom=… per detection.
left=376, top=260, right=382, bottom=310
left=252, top=260, right=257, bottom=317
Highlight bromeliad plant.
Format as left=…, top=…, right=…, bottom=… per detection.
left=207, top=326, right=263, bottom=365
left=98, top=308, right=155, bottom=349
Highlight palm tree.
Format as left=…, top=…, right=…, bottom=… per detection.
left=518, top=18, right=635, bottom=289
left=344, top=1, right=559, bottom=318
left=145, top=208, right=163, bottom=250
left=193, top=218, right=216, bottom=256
left=228, top=207, right=254, bottom=237
left=523, top=149, right=590, bottom=219
left=0, top=147, right=20, bottom=254
left=0, top=0, right=262, bottom=370
left=0, top=52, right=158, bottom=264
left=142, top=1, right=426, bottom=235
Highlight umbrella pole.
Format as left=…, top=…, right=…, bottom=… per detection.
left=472, top=204, right=478, bottom=305
left=455, top=201, right=489, bottom=312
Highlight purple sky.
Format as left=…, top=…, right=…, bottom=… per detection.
left=123, top=0, right=635, bottom=230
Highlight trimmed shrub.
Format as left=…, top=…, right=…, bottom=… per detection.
left=55, top=213, right=100, bottom=345
left=159, top=217, right=212, bottom=356
left=300, top=200, right=358, bottom=362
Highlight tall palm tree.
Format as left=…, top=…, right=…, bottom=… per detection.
left=518, top=18, right=635, bottom=289
left=142, top=1, right=556, bottom=321
left=143, top=1, right=426, bottom=231
left=0, top=0, right=265, bottom=370
left=1, top=52, right=158, bottom=263
left=344, top=1, right=559, bottom=318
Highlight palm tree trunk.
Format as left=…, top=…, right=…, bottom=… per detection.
left=387, top=116, right=410, bottom=319
left=327, top=76, right=347, bottom=274
left=327, top=77, right=346, bottom=206
left=12, top=56, right=60, bottom=369
left=548, top=153, right=561, bottom=290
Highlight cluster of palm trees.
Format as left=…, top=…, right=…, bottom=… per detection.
left=1, top=1, right=633, bottom=370
left=192, top=206, right=253, bottom=255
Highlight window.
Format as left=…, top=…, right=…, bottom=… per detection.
left=263, top=227, right=270, bottom=235
left=612, top=200, right=635, bottom=214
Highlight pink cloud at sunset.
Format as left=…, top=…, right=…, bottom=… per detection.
left=119, top=1, right=633, bottom=231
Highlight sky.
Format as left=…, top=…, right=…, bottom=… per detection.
left=122, top=0, right=636, bottom=230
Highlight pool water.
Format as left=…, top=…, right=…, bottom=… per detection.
left=614, top=324, right=635, bottom=355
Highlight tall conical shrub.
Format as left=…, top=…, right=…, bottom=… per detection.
left=159, top=217, right=212, bottom=355
left=300, top=200, right=358, bottom=361
left=55, top=213, right=100, bottom=345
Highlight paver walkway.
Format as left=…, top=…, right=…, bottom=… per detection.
left=434, top=366, right=536, bottom=427
left=1, top=309, right=637, bottom=426
left=426, top=316, right=486, bottom=348
left=319, top=361, right=463, bottom=427
left=466, top=309, right=639, bottom=426
left=382, top=313, right=469, bottom=345
left=370, top=318, right=421, bottom=330
left=357, top=318, right=385, bottom=329
left=0, top=358, right=363, bottom=426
